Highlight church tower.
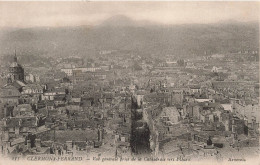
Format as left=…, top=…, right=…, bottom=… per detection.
left=9, top=53, right=24, bottom=82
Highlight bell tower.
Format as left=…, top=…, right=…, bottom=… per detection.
left=8, top=52, right=24, bottom=82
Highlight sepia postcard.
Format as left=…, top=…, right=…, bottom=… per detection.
left=0, top=1, right=259, bottom=165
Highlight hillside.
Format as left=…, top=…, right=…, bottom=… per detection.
left=0, top=16, right=258, bottom=58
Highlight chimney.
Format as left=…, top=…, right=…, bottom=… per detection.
left=3, top=118, right=7, bottom=127
left=4, top=107, right=7, bottom=118
left=3, top=132, right=9, bottom=141
left=35, top=116, right=39, bottom=126
left=7, top=141, right=11, bottom=148
left=98, top=128, right=101, bottom=142
left=14, top=52, right=17, bottom=62
left=27, top=140, right=31, bottom=149
left=66, top=141, right=73, bottom=151
left=18, top=119, right=22, bottom=127
left=97, top=126, right=103, bottom=142
left=63, top=122, right=68, bottom=129
left=35, top=139, right=41, bottom=151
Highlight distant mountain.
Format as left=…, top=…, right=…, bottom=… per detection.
left=0, top=15, right=258, bottom=58
left=98, top=15, right=156, bottom=27
left=99, top=15, right=136, bottom=27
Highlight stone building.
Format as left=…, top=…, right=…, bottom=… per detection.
left=8, top=54, right=24, bottom=82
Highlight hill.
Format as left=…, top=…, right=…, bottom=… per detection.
left=0, top=15, right=258, bottom=58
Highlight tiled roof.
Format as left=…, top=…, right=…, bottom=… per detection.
left=15, top=104, right=32, bottom=111
left=4, top=116, right=37, bottom=128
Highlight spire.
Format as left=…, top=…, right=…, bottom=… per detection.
left=14, top=50, right=17, bottom=62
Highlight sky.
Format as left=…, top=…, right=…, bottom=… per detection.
left=0, top=1, right=259, bottom=28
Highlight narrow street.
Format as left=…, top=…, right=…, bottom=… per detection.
left=130, top=97, right=152, bottom=156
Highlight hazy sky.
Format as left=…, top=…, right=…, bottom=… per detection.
left=0, top=1, right=259, bottom=28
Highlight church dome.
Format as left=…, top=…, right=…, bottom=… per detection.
left=10, top=62, right=22, bottom=68
left=8, top=54, right=25, bottom=82
left=9, top=54, right=22, bottom=68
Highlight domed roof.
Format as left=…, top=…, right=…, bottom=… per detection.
left=9, top=54, right=22, bottom=68
left=10, top=62, right=22, bottom=68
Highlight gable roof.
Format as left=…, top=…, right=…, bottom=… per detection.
left=4, top=116, right=37, bottom=128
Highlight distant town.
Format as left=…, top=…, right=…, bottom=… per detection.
left=0, top=47, right=259, bottom=161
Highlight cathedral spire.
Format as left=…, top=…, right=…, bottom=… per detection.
left=9, top=50, right=24, bottom=82
left=14, top=50, right=17, bottom=62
